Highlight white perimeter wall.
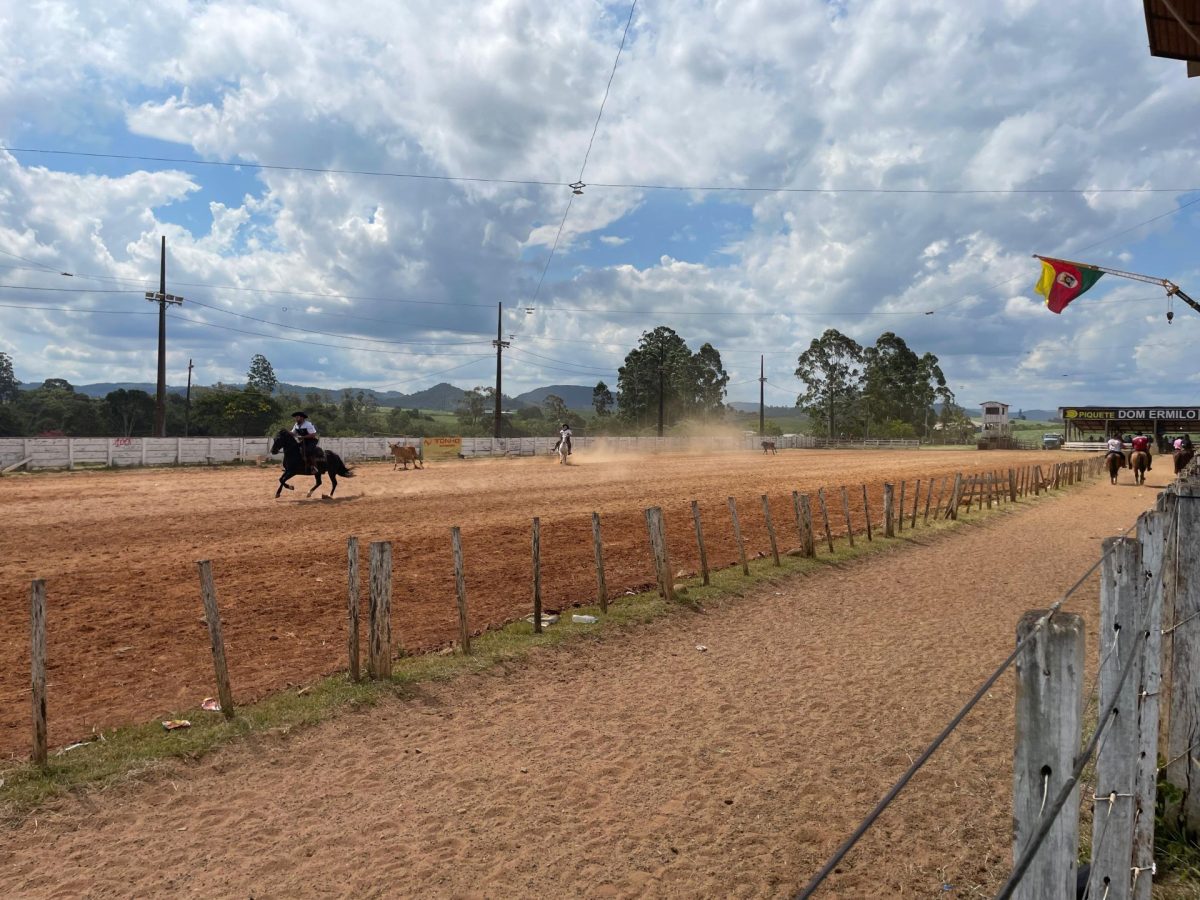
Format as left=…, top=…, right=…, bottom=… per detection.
left=0, top=434, right=921, bottom=471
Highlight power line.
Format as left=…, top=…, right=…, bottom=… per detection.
left=8, top=146, right=1198, bottom=196
left=0, top=301, right=155, bottom=315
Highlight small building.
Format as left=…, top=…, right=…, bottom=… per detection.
left=979, top=401, right=1011, bottom=436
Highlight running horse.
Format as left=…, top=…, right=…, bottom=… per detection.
left=1106, top=450, right=1125, bottom=485
left=270, top=430, right=355, bottom=498
left=1129, top=448, right=1150, bottom=486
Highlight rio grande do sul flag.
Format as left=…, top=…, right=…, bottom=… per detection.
left=1034, top=257, right=1103, bottom=314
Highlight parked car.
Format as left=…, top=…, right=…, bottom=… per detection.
left=1042, top=433, right=1063, bottom=449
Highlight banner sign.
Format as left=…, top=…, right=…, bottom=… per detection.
left=1061, top=407, right=1200, bottom=421
left=422, top=436, right=463, bottom=460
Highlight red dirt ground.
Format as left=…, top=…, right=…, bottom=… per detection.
left=0, top=475, right=1159, bottom=897
left=1, top=448, right=1068, bottom=757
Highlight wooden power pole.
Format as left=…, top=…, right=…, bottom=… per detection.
left=759, top=355, right=766, bottom=436
left=145, top=236, right=183, bottom=437
left=493, top=302, right=509, bottom=439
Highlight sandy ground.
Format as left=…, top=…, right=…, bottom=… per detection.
left=0, top=474, right=1160, bottom=898
left=2, top=449, right=1080, bottom=756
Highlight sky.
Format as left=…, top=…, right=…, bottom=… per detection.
left=1, top=0, right=1199, bottom=410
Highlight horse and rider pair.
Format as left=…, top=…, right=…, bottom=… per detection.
left=551, top=423, right=573, bottom=456
left=270, top=411, right=354, bottom=498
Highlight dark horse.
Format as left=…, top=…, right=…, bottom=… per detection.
left=1106, top=451, right=1125, bottom=484
left=1130, top=449, right=1150, bottom=486
left=1176, top=446, right=1196, bottom=475
left=270, top=430, right=354, bottom=498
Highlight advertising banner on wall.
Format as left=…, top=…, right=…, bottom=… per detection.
left=422, top=436, right=463, bottom=460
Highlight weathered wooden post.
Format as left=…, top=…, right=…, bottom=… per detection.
left=861, top=484, right=873, bottom=541
left=1089, top=537, right=1144, bottom=900
left=933, top=476, right=946, bottom=520
left=196, top=560, right=235, bottom=717
left=946, top=472, right=963, bottom=519
left=30, top=579, right=47, bottom=766
left=910, top=479, right=920, bottom=529
left=923, top=478, right=933, bottom=524
left=1012, top=610, right=1085, bottom=900
left=816, top=487, right=835, bottom=553
left=1166, top=482, right=1200, bottom=833
left=450, top=527, right=471, bottom=654
left=690, top=501, right=710, bottom=586
left=897, top=480, right=906, bottom=532
left=986, top=472, right=994, bottom=510
left=761, top=495, right=781, bottom=565
left=794, top=491, right=815, bottom=558
left=644, top=506, right=675, bottom=601
left=883, top=483, right=895, bottom=537
left=839, top=486, right=855, bottom=548
left=728, top=497, right=750, bottom=575
left=367, top=541, right=393, bottom=678
left=346, top=536, right=360, bottom=681
left=531, top=517, right=543, bottom=633
left=1133, top=510, right=1167, bottom=900
left=592, top=512, right=609, bottom=611
left=1034, top=465, right=1043, bottom=495
left=1009, top=467, right=1017, bottom=502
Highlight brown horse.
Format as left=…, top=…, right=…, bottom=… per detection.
left=1175, top=446, right=1195, bottom=474
left=1106, top=451, right=1125, bottom=484
left=389, top=443, right=423, bottom=470
left=1130, top=450, right=1150, bottom=485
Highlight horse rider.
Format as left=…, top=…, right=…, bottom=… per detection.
left=1178, top=433, right=1194, bottom=452
left=291, top=411, right=323, bottom=472
left=1105, top=433, right=1127, bottom=469
left=1131, top=430, right=1153, bottom=470
left=552, top=422, right=573, bottom=456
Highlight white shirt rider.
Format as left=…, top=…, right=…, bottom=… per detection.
left=293, top=419, right=318, bottom=440
left=1106, top=436, right=1123, bottom=454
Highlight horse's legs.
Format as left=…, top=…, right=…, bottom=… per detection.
left=307, top=472, right=323, bottom=498
left=277, top=471, right=296, bottom=498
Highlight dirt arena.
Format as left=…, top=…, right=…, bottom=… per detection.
left=0, top=473, right=1162, bottom=897
left=1, top=448, right=1066, bottom=757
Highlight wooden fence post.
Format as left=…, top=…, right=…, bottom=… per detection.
left=644, top=506, right=676, bottom=601
left=910, top=479, right=920, bottom=529
left=883, top=483, right=895, bottom=537
left=897, top=481, right=906, bottom=532
left=861, top=485, right=873, bottom=541
left=728, top=497, right=750, bottom=575
left=933, top=476, right=946, bottom=520
left=1166, top=482, right=1200, bottom=833
left=690, top=501, right=710, bottom=585
left=347, top=536, right=360, bottom=682
left=1133, top=510, right=1167, bottom=900
left=531, top=518, right=542, bottom=633
left=761, top=495, right=781, bottom=565
left=196, top=560, right=235, bottom=717
left=923, top=478, right=933, bottom=524
left=839, top=486, right=855, bottom=548
left=1034, top=466, right=1043, bottom=496
left=816, top=487, right=835, bottom=553
left=592, top=512, right=609, bottom=610
left=986, top=473, right=994, bottom=510
left=1012, top=609, right=1085, bottom=900
left=1089, top=537, right=1145, bottom=900
left=30, top=579, right=47, bottom=766
left=795, top=492, right=815, bottom=558
left=946, top=473, right=962, bottom=519
left=367, top=542, right=393, bottom=678
left=451, top=527, right=471, bottom=654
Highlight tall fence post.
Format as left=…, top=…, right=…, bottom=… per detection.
left=1012, top=609, right=1085, bottom=900
left=1089, top=537, right=1144, bottom=900
left=1133, top=510, right=1167, bottom=900
left=690, top=501, right=710, bottom=586
left=761, top=495, right=781, bottom=566
left=196, top=560, right=236, bottom=717
left=531, top=518, right=542, bottom=633
left=923, top=478, right=933, bottom=524
left=30, top=579, right=47, bottom=767
left=861, top=485, right=873, bottom=541
left=910, top=479, right=920, bottom=528
left=592, top=512, right=609, bottom=611
left=451, top=527, right=471, bottom=654
left=346, top=536, right=360, bottom=682
left=897, top=481, right=906, bottom=532
left=794, top=492, right=815, bottom=558
left=883, top=483, right=895, bottom=537
left=839, top=486, right=855, bottom=548
left=816, top=487, right=835, bottom=553
left=728, top=497, right=750, bottom=575
left=1009, top=468, right=1018, bottom=502
left=946, top=473, right=962, bottom=520
left=367, top=541, right=393, bottom=678
left=1166, top=482, right=1200, bottom=833
left=644, top=506, right=676, bottom=602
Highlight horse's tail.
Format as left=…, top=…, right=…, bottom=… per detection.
left=329, top=452, right=355, bottom=477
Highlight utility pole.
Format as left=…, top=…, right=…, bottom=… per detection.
left=657, top=340, right=666, bottom=438
left=145, top=236, right=184, bottom=437
left=758, top=355, right=766, bottom=437
left=492, top=302, right=509, bottom=439
left=184, top=358, right=194, bottom=437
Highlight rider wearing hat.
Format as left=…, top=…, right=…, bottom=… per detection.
left=552, top=422, right=573, bottom=456
left=291, top=411, right=323, bottom=471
